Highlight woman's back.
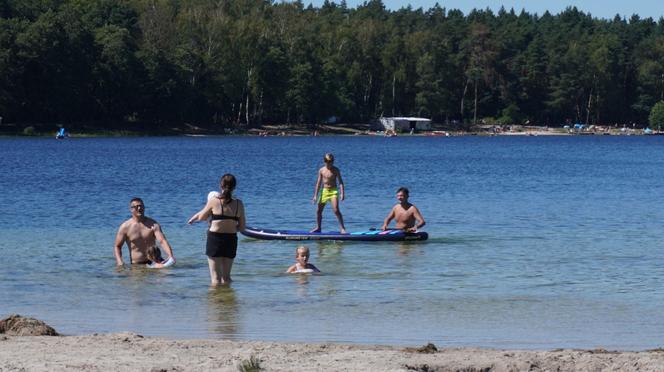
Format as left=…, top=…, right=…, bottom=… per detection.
left=209, top=198, right=244, bottom=233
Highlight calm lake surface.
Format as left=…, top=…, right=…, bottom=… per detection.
left=1, top=135, right=663, bottom=350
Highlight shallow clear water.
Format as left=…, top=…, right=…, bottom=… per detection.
left=1, top=135, right=663, bottom=350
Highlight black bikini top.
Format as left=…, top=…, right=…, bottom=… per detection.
left=210, top=199, right=239, bottom=221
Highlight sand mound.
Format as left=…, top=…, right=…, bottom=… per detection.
left=0, top=314, right=59, bottom=336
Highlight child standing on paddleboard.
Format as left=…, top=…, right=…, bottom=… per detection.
left=311, top=153, right=347, bottom=234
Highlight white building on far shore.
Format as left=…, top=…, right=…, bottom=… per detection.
left=376, top=117, right=432, bottom=132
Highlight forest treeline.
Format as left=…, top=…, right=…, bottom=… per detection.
left=1, top=0, right=663, bottom=130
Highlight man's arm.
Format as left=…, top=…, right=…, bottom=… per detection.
left=410, top=206, right=426, bottom=232
left=381, top=207, right=396, bottom=230
left=153, top=223, right=175, bottom=262
left=113, top=226, right=127, bottom=266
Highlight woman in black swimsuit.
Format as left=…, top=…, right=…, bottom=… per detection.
left=187, top=174, right=246, bottom=285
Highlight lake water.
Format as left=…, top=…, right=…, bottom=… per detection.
left=1, top=135, right=663, bottom=350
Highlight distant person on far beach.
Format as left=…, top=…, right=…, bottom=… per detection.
left=286, top=246, right=320, bottom=274
left=311, top=153, right=347, bottom=234
left=188, top=174, right=246, bottom=286
left=381, top=187, right=426, bottom=232
left=113, top=198, right=176, bottom=266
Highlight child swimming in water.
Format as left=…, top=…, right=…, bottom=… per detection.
left=145, top=246, right=174, bottom=268
left=286, top=246, right=320, bottom=274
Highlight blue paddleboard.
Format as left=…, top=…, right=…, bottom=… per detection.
left=241, top=226, right=428, bottom=241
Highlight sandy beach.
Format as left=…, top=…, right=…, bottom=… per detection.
left=1, top=331, right=663, bottom=371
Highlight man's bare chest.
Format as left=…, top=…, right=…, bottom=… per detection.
left=395, top=206, right=414, bottom=219
left=126, top=224, right=154, bottom=240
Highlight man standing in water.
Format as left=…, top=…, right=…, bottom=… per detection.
left=381, top=187, right=426, bottom=232
left=114, top=197, right=176, bottom=266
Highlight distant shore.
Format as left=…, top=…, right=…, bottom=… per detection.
left=0, top=122, right=657, bottom=138
left=1, top=332, right=664, bottom=371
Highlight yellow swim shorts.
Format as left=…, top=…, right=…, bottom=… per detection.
left=318, top=187, right=338, bottom=204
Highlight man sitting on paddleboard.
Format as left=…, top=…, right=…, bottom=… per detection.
left=380, top=187, right=426, bottom=232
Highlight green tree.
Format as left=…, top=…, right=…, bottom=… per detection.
left=497, top=103, right=524, bottom=124
left=632, top=35, right=664, bottom=123
left=133, top=0, right=181, bottom=125
left=286, top=62, right=314, bottom=124
left=461, top=20, right=497, bottom=125
left=519, top=33, right=548, bottom=123
left=414, top=52, right=442, bottom=118
left=649, top=101, right=664, bottom=131
left=93, top=24, right=142, bottom=121
left=585, top=32, right=621, bottom=124
left=0, top=18, right=28, bottom=123
left=15, top=8, right=96, bottom=122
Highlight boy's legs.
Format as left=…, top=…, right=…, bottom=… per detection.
left=330, top=197, right=346, bottom=233
left=311, top=203, right=325, bottom=232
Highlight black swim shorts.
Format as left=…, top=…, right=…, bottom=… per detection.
left=206, top=231, right=238, bottom=259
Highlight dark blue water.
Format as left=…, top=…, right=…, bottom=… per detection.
left=1, top=135, right=663, bottom=349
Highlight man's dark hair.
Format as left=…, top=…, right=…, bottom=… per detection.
left=397, top=187, right=409, bottom=196
left=129, top=197, right=144, bottom=205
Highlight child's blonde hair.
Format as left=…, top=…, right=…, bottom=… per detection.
left=323, top=153, right=334, bottom=163
left=296, top=245, right=310, bottom=256
left=147, top=246, right=163, bottom=262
